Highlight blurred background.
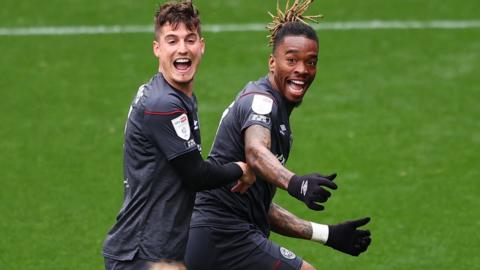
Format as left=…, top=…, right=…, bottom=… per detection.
left=1, top=0, right=479, bottom=269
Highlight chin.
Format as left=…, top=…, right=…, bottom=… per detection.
left=287, top=94, right=304, bottom=103
left=174, top=73, right=194, bottom=84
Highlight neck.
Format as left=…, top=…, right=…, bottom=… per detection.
left=159, top=70, right=194, bottom=97
left=267, top=73, right=278, bottom=93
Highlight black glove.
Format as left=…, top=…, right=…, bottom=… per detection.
left=287, top=173, right=337, bottom=210
left=326, top=217, right=372, bottom=256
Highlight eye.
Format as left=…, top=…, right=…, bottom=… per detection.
left=307, top=59, right=317, bottom=67
left=166, top=39, right=176, bottom=45
left=286, top=58, right=297, bottom=65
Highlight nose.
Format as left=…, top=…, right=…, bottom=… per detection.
left=294, top=62, right=307, bottom=75
left=177, top=40, right=188, bottom=54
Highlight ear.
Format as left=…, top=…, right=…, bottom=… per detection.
left=268, top=54, right=275, bottom=74
left=153, top=40, right=160, bottom=58
left=200, top=37, right=205, bottom=55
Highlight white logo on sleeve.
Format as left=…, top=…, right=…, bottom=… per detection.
left=251, top=94, right=273, bottom=115
left=280, top=247, right=296, bottom=260
left=280, top=124, right=287, bottom=136
left=301, top=180, right=308, bottom=196
left=171, top=113, right=191, bottom=140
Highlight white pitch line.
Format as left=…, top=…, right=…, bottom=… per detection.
left=1, top=20, right=480, bottom=36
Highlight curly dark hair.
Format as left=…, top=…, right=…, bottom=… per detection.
left=154, top=0, right=201, bottom=40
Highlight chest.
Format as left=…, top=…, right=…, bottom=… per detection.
left=270, top=110, right=292, bottom=165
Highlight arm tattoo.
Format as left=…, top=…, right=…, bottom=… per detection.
left=268, top=203, right=312, bottom=239
left=244, top=125, right=294, bottom=189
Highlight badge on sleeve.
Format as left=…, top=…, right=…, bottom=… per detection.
left=280, top=247, right=296, bottom=260
left=171, top=113, right=191, bottom=140
left=252, top=94, right=273, bottom=115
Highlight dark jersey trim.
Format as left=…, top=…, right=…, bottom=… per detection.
left=144, top=109, right=186, bottom=116
left=238, top=91, right=278, bottom=106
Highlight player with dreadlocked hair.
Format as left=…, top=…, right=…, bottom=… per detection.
left=185, top=1, right=372, bottom=269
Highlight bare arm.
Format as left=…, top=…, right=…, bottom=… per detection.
left=244, top=124, right=293, bottom=190
left=268, top=203, right=312, bottom=240
left=269, top=203, right=373, bottom=256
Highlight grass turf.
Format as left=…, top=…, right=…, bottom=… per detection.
left=1, top=1, right=479, bottom=269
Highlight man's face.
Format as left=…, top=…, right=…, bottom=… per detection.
left=269, top=35, right=318, bottom=104
left=153, top=22, right=205, bottom=93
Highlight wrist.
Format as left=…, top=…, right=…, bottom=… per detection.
left=234, top=162, right=247, bottom=175
left=287, top=175, right=301, bottom=196
left=310, top=222, right=329, bottom=244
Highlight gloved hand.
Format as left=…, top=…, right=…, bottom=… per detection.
left=326, top=217, right=372, bottom=256
left=287, top=173, right=337, bottom=210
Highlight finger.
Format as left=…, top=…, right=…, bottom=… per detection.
left=352, top=217, right=371, bottom=227
left=314, top=173, right=337, bottom=182
left=237, top=184, right=250, bottom=194
left=317, top=178, right=338, bottom=190
left=325, top=173, right=337, bottom=181
left=307, top=201, right=324, bottom=211
left=242, top=183, right=252, bottom=193
left=358, top=238, right=371, bottom=252
left=356, top=229, right=371, bottom=237
left=230, top=181, right=244, bottom=193
left=358, top=244, right=368, bottom=253
left=361, top=237, right=371, bottom=246
left=312, top=188, right=331, bottom=203
left=357, top=237, right=370, bottom=247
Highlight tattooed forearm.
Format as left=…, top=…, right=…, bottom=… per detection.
left=244, top=125, right=294, bottom=189
left=268, top=203, right=312, bottom=239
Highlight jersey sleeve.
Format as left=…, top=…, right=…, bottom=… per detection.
left=235, top=92, right=276, bottom=133
left=143, top=96, right=198, bottom=161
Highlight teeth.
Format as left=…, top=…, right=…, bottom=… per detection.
left=290, top=80, right=305, bottom=85
left=175, top=59, right=190, bottom=63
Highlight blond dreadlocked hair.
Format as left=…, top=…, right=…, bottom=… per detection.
left=267, top=0, right=322, bottom=48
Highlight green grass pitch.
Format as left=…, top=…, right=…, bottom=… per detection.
left=1, top=0, right=479, bottom=269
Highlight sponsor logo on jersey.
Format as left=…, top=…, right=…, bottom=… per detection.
left=249, top=113, right=271, bottom=124
left=280, top=247, right=296, bottom=260
left=251, top=94, right=273, bottom=115
left=185, top=139, right=196, bottom=149
left=171, top=113, right=191, bottom=140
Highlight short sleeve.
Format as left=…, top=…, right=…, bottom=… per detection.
left=144, top=98, right=198, bottom=161
left=236, top=92, right=276, bottom=133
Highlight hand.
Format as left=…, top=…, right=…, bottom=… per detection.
left=287, top=173, right=337, bottom=210
left=231, top=162, right=256, bottom=194
left=326, top=217, right=372, bottom=256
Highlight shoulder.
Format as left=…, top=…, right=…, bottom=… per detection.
left=235, top=82, right=276, bottom=115
left=141, top=74, right=187, bottom=113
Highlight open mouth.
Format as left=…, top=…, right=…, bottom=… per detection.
left=173, top=58, right=192, bottom=71
left=287, top=79, right=306, bottom=94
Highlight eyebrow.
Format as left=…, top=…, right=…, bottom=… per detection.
left=164, top=33, right=198, bottom=39
left=284, top=49, right=300, bottom=55
left=284, top=49, right=318, bottom=58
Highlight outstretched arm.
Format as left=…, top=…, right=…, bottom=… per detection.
left=244, top=124, right=293, bottom=190
left=244, top=124, right=337, bottom=210
left=268, top=203, right=373, bottom=257
left=268, top=203, right=312, bottom=240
